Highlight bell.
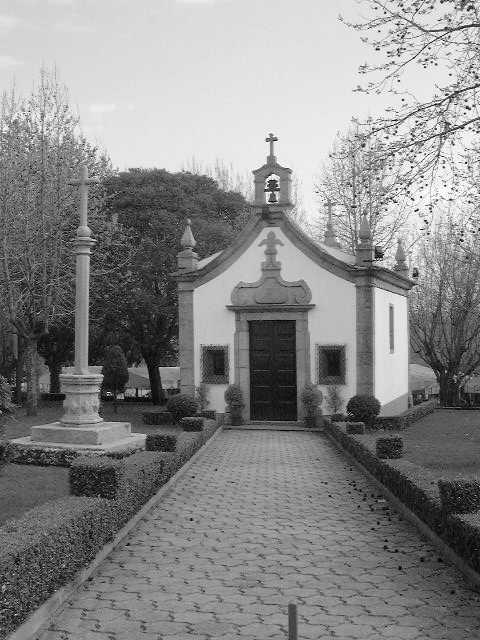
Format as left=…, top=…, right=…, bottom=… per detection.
left=268, top=192, right=277, bottom=203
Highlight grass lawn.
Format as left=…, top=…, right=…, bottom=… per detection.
left=0, top=401, right=180, bottom=527
left=361, top=409, right=480, bottom=479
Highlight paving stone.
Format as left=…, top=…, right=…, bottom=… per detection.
left=36, top=431, right=480, bottom=640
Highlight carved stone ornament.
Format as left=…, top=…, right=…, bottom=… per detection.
left=230, top=230, right=312, bottom=306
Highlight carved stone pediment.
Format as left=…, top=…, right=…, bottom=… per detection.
left=230, top=231, right=312, bottom=307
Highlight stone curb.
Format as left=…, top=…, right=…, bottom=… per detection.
left=323, top=430, right=480, bottom=592
left=5, top=426, right=225, bottom=640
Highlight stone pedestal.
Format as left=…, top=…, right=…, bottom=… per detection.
left=14, top=372, right=145, bottom=454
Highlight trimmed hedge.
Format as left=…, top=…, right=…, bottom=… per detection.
left=376, top=436, right=403, bottom=459
left=324, top=421, right=480, bottom=575
left=403, top=399, right=436, bottom=426
left=166, top=394, right=198, bottom=423
left=0, top=442, right=141, bottom=468
left=0, top=419, right=220, bottom=638
left=145, top=433, right=177, bottom=452
left=142, top=410, right=174, bottom=425
left=181, top=416, right=204, bottom=432
left=199, top=410, right=216, bottom=420
left=0, top=496, right=118, bottom=639
left=40, top=393, right=65, bottom=402
left=375, top=416, right=407, bottom=431
left=438, top=478, right=480, bottom=515
left=346, top=422, right=365, bottom=435
left=70, top=457, right=123, bottom=499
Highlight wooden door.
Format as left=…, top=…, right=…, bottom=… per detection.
left=249, top=320, right=297, bottom=421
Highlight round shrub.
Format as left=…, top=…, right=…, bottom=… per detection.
left=166, top=394, right=198, bottom=423
left=346, top=394, right=381, bottom=427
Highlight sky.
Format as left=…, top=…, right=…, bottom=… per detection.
left=0, top=0, right=403, bottom=222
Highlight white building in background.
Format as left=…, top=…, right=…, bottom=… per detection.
left=173, top=136, right=414, bottom=422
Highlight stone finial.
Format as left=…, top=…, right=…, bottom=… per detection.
left=393, top=238, right=409, bottom=274
left=178, top=218, right=199, bottom=270
left=356, top=214, right=374, bottom=266
left=359, top=214, right=372, bottom=242
left=323, top=200, right=341, bottom=249
left=180, top=218, right=196, bottom=250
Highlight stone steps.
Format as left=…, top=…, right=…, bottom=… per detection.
left=223, top=421, right=322, bottom=432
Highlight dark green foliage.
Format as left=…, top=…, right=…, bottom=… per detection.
left=101, top=346, right=129, bottom=400
left=142, top=410, right=173, bottom=425
left=346, top=394, right=381, bottom=426
left=0, top=496, right=117, bottom=639
left=331, top=413, right=346, bottom=422
left=69, top=457, right=123, bottom=499
left=375, top=416, right=407, bottom=431
left=346, top=421, right=365, bottom=435
left=325, top=421, right=480, bottom=576
left=300, top=383, right=323, bottom=417
left=0, top=443, right=141, bottom=467
left=438, top=478, right=480, bottom=515
left=145, top=433, right=177, bottom=452
left=40, top=393, right=66, bottom=402
left=166, top=394, right=198, bottom=423
left=376, top=436, right=403, bottom=459
left=404, top=399, right=436, bottom=426
left=0, top=418, right=221, bottom=638
left=224, top=384, right=244, bottom=406
left=180, top=417, right=204, bottom=432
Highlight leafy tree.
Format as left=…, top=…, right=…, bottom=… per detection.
left=38, top=324, right=74, bottom=394
left=410, top=216, right=480, bottom=406
left=101, top=345, right=129, bottom=413
left=95, top=169, right=249, bottom=404
left=344, top=0, right=480, bottom=211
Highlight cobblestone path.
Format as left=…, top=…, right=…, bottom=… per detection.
left=38, top=431, right=480, bottom=640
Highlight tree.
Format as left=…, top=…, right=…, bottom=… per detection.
left=96, top=169, right=250, bottom=404
left=344, top=0, right=480, bottom=213
left=38, top=324, right=74, bottom=394
left=0, top=67, right=111, bottom=414
left=315, top=121, right=410, bottom=255
left=410, top=216, right=480, bottom=406
left=101, top=345, right=129, bottom=413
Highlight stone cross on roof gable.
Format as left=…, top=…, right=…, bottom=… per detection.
left=266, top=132, right=278, bottom=161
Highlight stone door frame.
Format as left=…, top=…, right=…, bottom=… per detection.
left=230, top=307, right=312, bottom=422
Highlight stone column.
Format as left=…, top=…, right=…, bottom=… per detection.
left=356, top=281, right=375, bottom=396
left=178, top=281, right=195, bottom=397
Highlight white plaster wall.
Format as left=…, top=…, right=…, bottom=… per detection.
left=193, top=225, right=357, bottom=415
left=374, top=287, right=409, bottom=415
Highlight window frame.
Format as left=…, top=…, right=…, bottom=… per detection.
left=316, top=344, right=346, bottom=385
left=200, top=345, right=229, bottom=384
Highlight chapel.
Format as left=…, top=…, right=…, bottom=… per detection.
left=173, top=135, right=414, bottom=422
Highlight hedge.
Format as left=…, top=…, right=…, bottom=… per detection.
left=376, top=436, right=403, bottom=459
left=0, top=496, right=118, bottom=639
left=180, top=416, right=204, bottom=432
left=374, top=399, right=437, bottom=431
left=0, top=419, right=220, bottom=638
left=145, top=433, right=177, bottom=452
left=142, top=410, right=174, bottom=425
left=438, top=478, right=480, bottom=515
left=325, top=421, right=480, bottom=575
left=0, top=442, right=142, bottom=468
left=346, top=422, right=365, bottom=435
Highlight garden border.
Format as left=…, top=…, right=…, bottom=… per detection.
left=324, top=426, right=480, bottom=591
left=5, top=425, right=225, bottom=640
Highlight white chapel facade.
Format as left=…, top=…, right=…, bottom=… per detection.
left=174, top=135, right=414, bottom=421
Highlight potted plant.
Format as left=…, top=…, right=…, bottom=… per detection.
left=224, top=384, right=244, bottom=426
left=301, top=383, right=323, bottom=428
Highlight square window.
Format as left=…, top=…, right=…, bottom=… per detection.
left=317, top=345, right=346, bottom=385
left=201, top=346, right=229, bottom=384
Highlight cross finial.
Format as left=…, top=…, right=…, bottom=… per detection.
left=69, top=164, right=99, bottom=229
left=266, top=132, right=278, bottom=159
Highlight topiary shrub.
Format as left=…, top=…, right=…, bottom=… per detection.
left=180, top=416, right=204, bottom=432
left=145, top=433, right=177, bottom=452
left=301, top=383, right=323, bottom=427
left=166, top=394, right=198, bottom=423
left=376, top=436, right=403, bottom=459
left=224, top=384, right=244, bottom=425
left=346, top=421, right=365, bottom=435
left=438, top=478, right=480, bottom=514
left=346, top=394, right=381, bottom=428
left=69, top=456, right=123, bottom=499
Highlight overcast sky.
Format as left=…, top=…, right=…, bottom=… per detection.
left=1, top=0, right=403, bottom=221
